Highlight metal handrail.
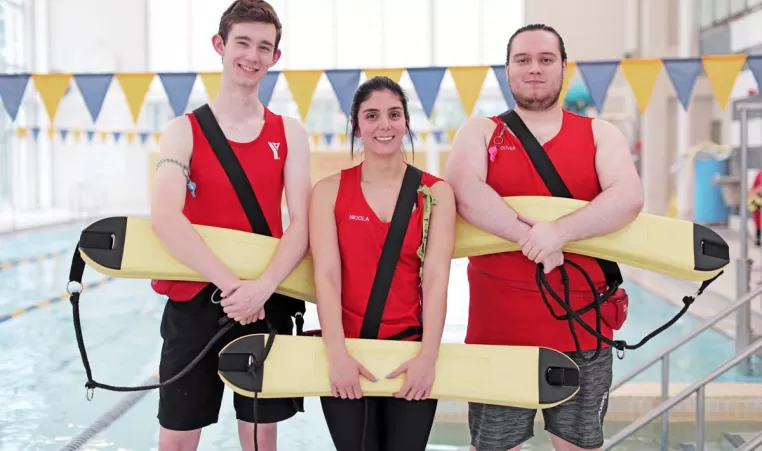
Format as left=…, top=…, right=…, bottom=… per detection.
left=603, top=337, right=762, bottom=451
left=737, top=431, right=762, bottom=451
left=612, top=283, right=762, bottom=391
left=609, top=283, right=762, bottom=451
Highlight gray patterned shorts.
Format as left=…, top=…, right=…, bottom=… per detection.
left=468, top=346, right=613, bottom=450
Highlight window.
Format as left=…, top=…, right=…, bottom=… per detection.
left=731, top=0, right=748, bottom=14
left=0, top=0, right=29, bottom=214
left=699, top=0, right=715, bottom=28
left=714, top=0, right=730, bottom=22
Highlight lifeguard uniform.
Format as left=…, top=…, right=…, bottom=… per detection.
left=467, top=111, right=615, bottom=451
left=154, top=107, right=302, bottom=431
left=319, top=163, right=440, bottom=451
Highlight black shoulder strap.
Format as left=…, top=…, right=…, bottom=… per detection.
left=193, top=103, right=272, bottom=237
left=359, top=164, right=424, bottom=339
left=498, top=109, right=623, bottom=287
left=192, top=104, right=306, bottom=332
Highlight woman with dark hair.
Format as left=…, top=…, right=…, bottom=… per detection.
left=308, top=76, right=456, bottom=450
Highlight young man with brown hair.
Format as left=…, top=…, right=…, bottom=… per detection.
left=150, top=1, right=311, bottom=450
left=446, top=24, right=643, bottom=451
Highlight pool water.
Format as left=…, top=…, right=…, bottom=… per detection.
left=0, top=222, right=760, bottom=450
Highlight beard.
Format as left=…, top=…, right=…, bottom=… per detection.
left=511, top=82, right=562, bottom=112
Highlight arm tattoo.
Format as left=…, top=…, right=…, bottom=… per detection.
left=155, top=158, right=197, bottom=198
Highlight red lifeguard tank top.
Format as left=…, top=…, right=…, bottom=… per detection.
left=334, top=163, right=442, bottom=340
left=465, top=110, right=613, bottom=352
left=151, top=107, right=287, bottom=301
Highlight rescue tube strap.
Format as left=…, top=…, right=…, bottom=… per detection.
left=416, top=184, right=437, bottom=279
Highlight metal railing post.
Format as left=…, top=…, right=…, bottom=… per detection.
left=603, top=338, right=762, bottom=450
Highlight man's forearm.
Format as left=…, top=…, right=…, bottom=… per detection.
left=556, top=186, right=642, bottom=243
left=454, top=180, right=530, bottom=243
left=152, top=212, right=240, bottom=292
left=258, top=217, right=309, bottom=292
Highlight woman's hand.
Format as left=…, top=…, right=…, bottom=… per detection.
left=386, top=353, right=437, bottom=401
left=327, top=350, right=377, bottom=399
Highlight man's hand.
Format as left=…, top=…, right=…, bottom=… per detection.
left=517, top=215, right=567, bottom=273
left=219, top=278, right=276, bottom=323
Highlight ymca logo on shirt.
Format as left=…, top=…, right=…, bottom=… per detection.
left=268, top=142, right=280, bottom=160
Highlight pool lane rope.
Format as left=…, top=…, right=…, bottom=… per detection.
left=0, top=276, right=114, bottom=324
left=58, top=372, right=160, bottom=451
left=0, top=247, right=69, bottom=271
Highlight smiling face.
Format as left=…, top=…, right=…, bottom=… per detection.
left=212, top=21, right=281, bottom=88
left=506, top=29, right=566, bottom=111
left=353, top=89, right=409, bottom=157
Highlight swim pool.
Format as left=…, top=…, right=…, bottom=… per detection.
left=0, top=222, right=759, bottom=450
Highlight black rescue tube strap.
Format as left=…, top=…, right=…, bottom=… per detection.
left=193, top=103, right=305, bottom=336
left=359, top=164, right=424, bottom=340
left=497, top=109, right=722, bottom=361
left=67, top=241, right=241, bottom=398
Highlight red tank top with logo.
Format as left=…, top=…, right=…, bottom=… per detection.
left=465, top=110, right=613, bottom=352
left=335, top=163, right=442, bottom=340
left=151, top=107, right=287, bottom=301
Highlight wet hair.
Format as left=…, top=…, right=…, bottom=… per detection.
left=348, top=76, right=415, bottom=159
left=218, top=0, right=283, bottom=53
left=506, top=24, right=567, bottom=64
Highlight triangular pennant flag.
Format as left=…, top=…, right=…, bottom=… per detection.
left=325, top=69, right=361, bottom=117
left=47, top=127, right=56, bottom=141
left=59, top=128, right=69, bottom=141
left=745, top=55, right=762, bottom=94
left=433, top=130, right=443, bottom=143
left=152, top=132, right=161, bottom=143
left=577, top=60, right=620, bottom=113
left=449, top=66, right=488, bottom=117
left=158, top=72, right=197, bottom=117
left=259, top=71, right=279, bottom=106
left=662, top=57, right=703, bottom=110
left=31, top=127, right=40, bottom=140
left=16, top=127, right=27, bottom=139
left=115, top=73, right=155, bottom=123
left=0, top=74, right=31, bottom=121
left=323, top=132, right=334, bottom=146
left=310, top=132, right=322, bottom=148
left=560, top=61, right=577, bottom=104
left=73, top=129, right=82, bottom=143
left=126, top=131, right=137, bottom=144
left=419, top=131, right=430, bottom=143
left=113, top=131, right=122, bottom=143
left=337, top=134, right=347, bottom=145
left=99, top=131, right=109, bottom=143
left=702, top=54, right=747, bottom=110
left=139, top=132, right=150, bottom=144
left=620, top=58, right=663, bottom=113
left=199, top=72, right=222, bottom=99
left=32, top=74, right=73, bottom=122
left=491, top=65, right=515, bottom=109
left=86, top=130, right=95, bottom=143
left=282, top=70, right=323, bottom=122
left=74, top=73, right=113, bottom=122
left=363, top=68, right=404, bottom=84
left=408, top=67, right=447, bottom=118
left=447, top=128, right=457, bottom=143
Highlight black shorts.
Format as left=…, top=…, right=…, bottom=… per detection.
left=157, top=284, right=304, bottom=431
left=320, top=396, right=438, bottom=451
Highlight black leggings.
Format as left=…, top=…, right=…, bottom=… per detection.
left=320, top=395, right=438, bottom=451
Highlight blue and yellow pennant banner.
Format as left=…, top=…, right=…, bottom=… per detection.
left=1, top=54, right=758, bottom=127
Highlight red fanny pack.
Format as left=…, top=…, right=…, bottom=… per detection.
left=600, top=288, right=629, bottom=330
